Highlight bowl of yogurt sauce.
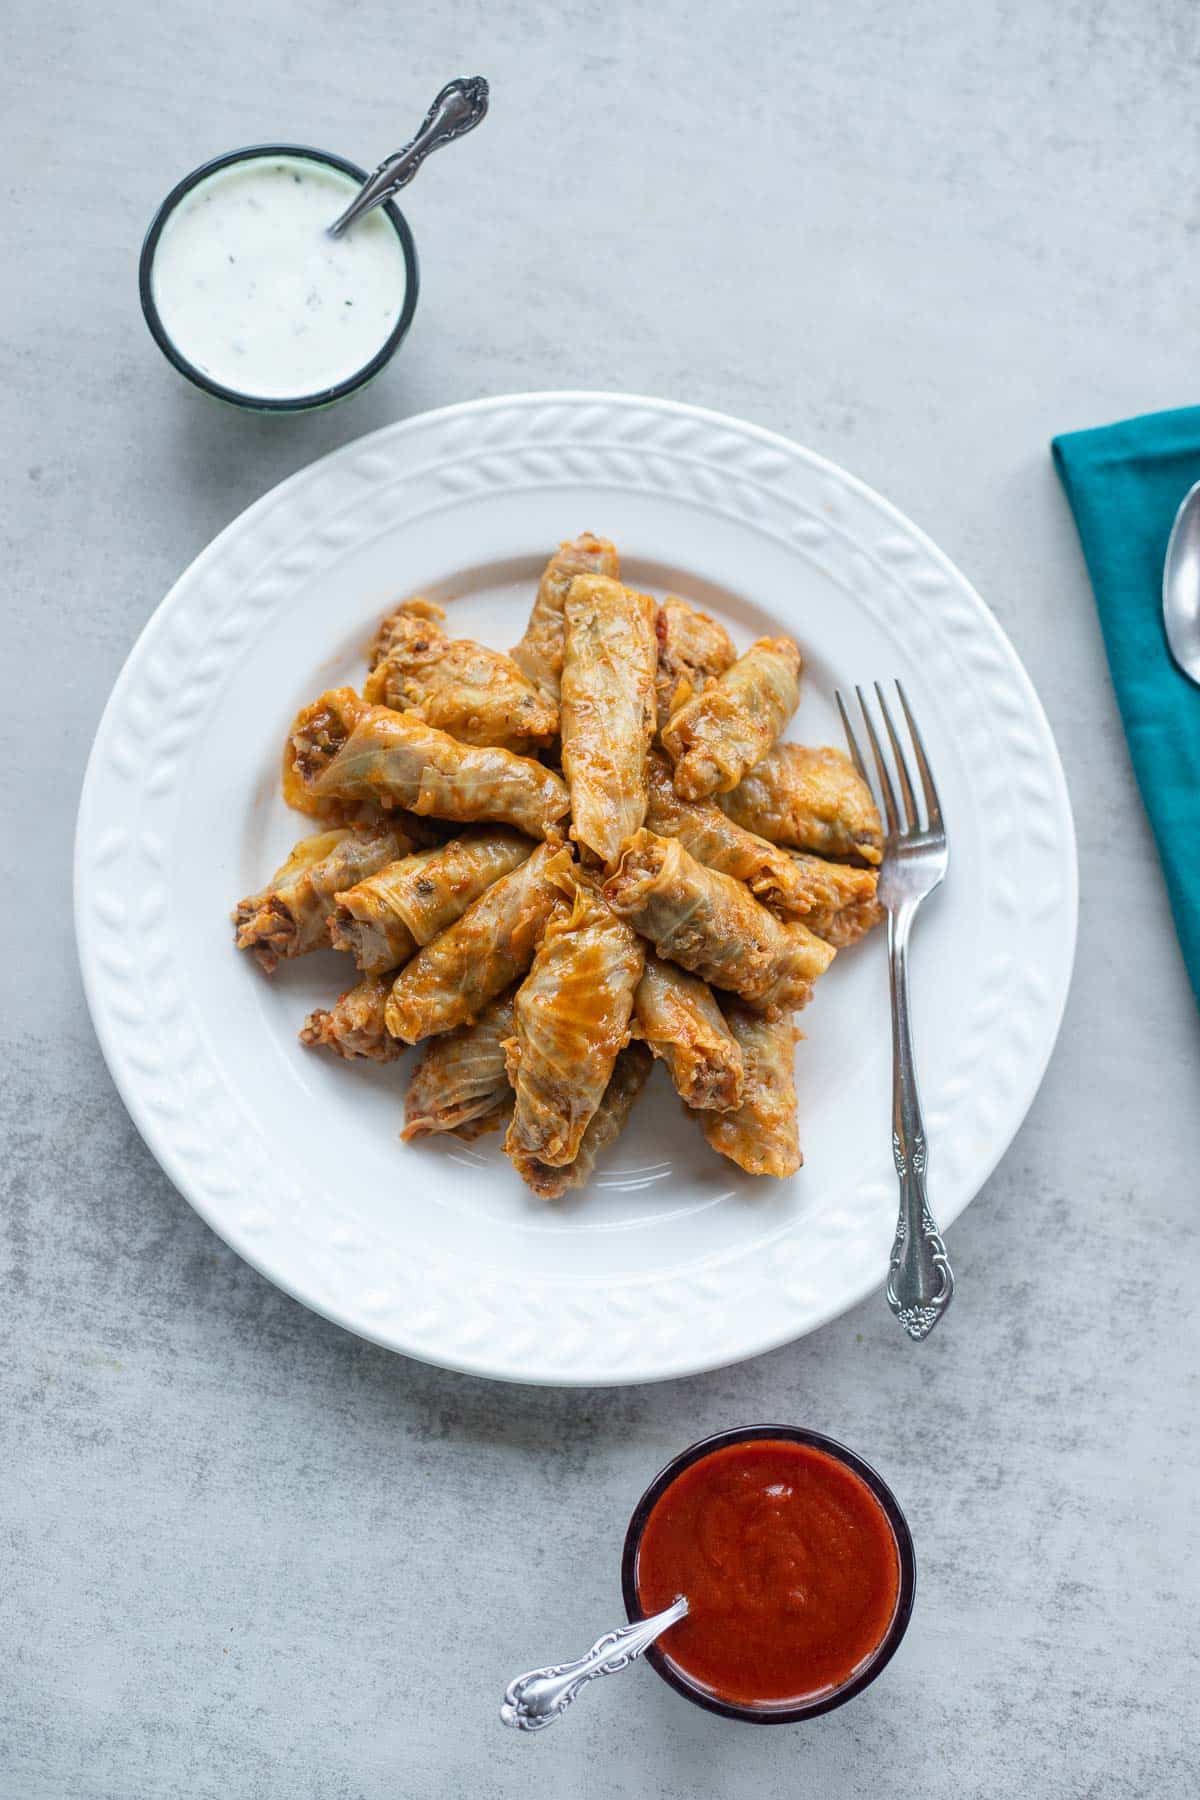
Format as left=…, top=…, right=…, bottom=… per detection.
left=140, top=145, right=419, bottom=411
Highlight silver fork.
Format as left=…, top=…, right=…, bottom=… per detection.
left=836, top=681, right=954, bottom=1341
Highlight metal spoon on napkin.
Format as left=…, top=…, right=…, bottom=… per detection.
left=328, top=76, right=489, bottom=237
left=1162, top=480, right=1200, bottom=685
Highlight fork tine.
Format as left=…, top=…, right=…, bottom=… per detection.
left=834, top=689, right=868, bottom=781
left=875, top=681, right=920, bottom=832
left=895, top=680, right=944, bottom=834
left=855, top=685, right=899, bottom=837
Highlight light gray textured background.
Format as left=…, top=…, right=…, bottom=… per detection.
left=4, top=3, right=1199, bottom=1796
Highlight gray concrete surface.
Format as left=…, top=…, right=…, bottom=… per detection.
left=4, top=3, right=1199, bottom=1795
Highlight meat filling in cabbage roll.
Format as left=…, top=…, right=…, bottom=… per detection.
left=633, top=955, right=744, bottom=1112
left=782, top=853, right=883, bottom=947
left=234, top=820, right=418, bottom=972
left=299, top=973, right=404, bottom=1062
left=653, top=597, right=736, bottom=732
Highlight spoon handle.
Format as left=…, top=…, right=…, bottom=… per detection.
left=500, top=1597, right=688, bottom=1732
left=329, top=76, right=489, bottom=236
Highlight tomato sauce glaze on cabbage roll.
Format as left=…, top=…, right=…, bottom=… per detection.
left=401, top=989, right=517, bottom=1140
left=689, top=1000, right=801, bottom=1178
left=511, top=533, right=620, bottom=701
left=720, top=743, right=883, bottom=864
left=331, top=828, right=532, bottom=975
left=645, top=753, right=817, bottom=917
left=560, top=574, right=657, bottom=867
left=284, top=688, right=569, bottom=839
left=384, top=841, right=566, bottom=1044
left=506, top=1041, right=653, bottom=1200
left=662, top=636, right=802, bottom=799
left=645, top=755, right=881, bottom=942
left=603, top=830, right=834, bottom=1015
left=364, top=599, right=557, bottom=753
left=503, top=866, right=644, bottom=1168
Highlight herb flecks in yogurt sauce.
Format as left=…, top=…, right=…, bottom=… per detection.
left=151, top=156, right=408, bottom=401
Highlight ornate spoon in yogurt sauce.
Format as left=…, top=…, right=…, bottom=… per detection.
left=329, top=76, right=490, bottom=237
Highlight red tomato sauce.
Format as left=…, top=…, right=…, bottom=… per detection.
left=635, top=1438, right=901, bottom=1707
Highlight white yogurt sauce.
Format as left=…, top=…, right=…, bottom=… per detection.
left=150, top=155, right=409, bottom=400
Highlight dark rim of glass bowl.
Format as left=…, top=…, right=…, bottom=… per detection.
left=620, top=1423, right=916, bottom=1725
left=138, top=143, right=420, bottom=413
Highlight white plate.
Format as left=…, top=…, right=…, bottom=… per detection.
left=75, top=393, right=1076, bottom=1385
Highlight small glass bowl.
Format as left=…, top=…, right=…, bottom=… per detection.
left=138, top=143, right=420, bottom=413
left=621, top=1424, right=916, bottom=1725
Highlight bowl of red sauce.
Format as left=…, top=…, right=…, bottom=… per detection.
left=622, top=1425, right=914, bottom=1723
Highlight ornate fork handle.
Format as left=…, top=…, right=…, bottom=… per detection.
left=886, top=904, right=954, bottom=1339
left=500, top=1598, right=688, bottom=1732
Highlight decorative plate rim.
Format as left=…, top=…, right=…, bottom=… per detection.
left=74, top=390, right=1078, bottom=1384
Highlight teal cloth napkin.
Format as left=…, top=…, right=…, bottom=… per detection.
left=1053, top=408, right=1200, bottom=1009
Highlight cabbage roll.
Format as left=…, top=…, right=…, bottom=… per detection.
left=603, top=830, right=834, bottom=1014
left=233, top=820, right=418, bottom=973
left=511, top=533, right=620, bottom=700
left=364, top=600, right=557, bottom=753
left=645, top=753, right=819, bottom=918
left=560, top=575, right=657, bottom=867
left=283, top=689, right=569, bottom=839
left=720, top=744, right=883, bottom=865
left=504, top=872, right=644, bottom=1168
left=384, top=841, right=567, bottom=1044
left=662, top=637, right=802, bottom=799
left=645, top=755, right=880, bottom=940
left=691, top=1001, right=801, bottom=1177
left=281, top=688, right=362, bottom=818
left=633, top=956, right=744, bottom=1112
left=331, top=828, right=532, bottom=975
left=654, top=597, right=736, bottom=731
left=507, top=1042, right=653, bottom=1200
left=783, top=853, right=883, bottom=947
left=299, top=973, right=403, bottom=1062
left=401, top=990, right=516, bottom=1140
left=365, top=596, right=445, bottom=668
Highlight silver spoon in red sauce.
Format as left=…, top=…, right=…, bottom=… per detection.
left=501, top=1596, right=689, bottom=1732
left=500, top=1426, right=914, bottom=1732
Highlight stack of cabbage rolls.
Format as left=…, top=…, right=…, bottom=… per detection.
left=234, top=534, right=884, bottom=1194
